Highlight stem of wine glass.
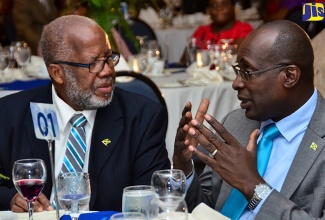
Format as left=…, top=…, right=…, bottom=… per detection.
left=27, top=201, right=34, bottom=220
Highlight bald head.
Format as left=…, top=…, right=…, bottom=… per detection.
left=244, top=20, right=314, bottom=82
left=40, top=15, right=103, bottom=66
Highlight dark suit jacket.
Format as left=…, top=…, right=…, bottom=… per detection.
left=0, top=84, right=170, bottom=211
left=186, top=93, right=325, bottom=219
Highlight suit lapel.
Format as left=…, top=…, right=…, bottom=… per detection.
left=281, top=93, right=325, bottom=198
left=88, top=98, right=124, bottom=208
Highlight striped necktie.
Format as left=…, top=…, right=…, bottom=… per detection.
left=220, top=123, right=280, bottom=220
left=61, top=114, right=87, bottom=173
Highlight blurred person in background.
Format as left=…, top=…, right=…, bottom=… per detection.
left=12, top=0, right=59, bottom=55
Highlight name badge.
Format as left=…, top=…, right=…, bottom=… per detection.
left=30, top=102, right=59, bottom=140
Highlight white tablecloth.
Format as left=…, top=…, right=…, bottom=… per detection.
left=149, top=72, right=240, bottom=160
left=154, top=27, right=196, bottom=64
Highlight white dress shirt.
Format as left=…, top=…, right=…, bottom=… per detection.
left=50, top=85, right=97, bottom=203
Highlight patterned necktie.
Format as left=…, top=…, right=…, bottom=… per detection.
left=61, top=114, right=87, bottom=173
left=220, top=123, right=280, bottom=220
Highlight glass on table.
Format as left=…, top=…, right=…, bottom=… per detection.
left=147, top=196, right=188, bottom=220
left=0, top=50, right=10, bottom=82
left=12, top=159, right=47, bottom=220
left=151, top=169, right=186, bottom=198
left=14, top=43, right=31, bottom=74
left=58, top=172, right=91, bottom=220
left=122, top=185, right=156, bottom=218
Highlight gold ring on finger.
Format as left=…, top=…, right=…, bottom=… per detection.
left=212, top=149, right=218, bottom=157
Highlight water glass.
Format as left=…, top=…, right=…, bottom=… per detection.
left=58, top=172, right=91, bottom=220
left=147, top=196, right=188, bottom=220
left=122, top=185, right=156, bottom=218
left=151, top=169, right=186, bottom=198
left=110, top=212, right=146, bottom=220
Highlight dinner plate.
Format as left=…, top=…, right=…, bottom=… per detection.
left=159, top=82, right=189, bottom=88
left=146, top=72, right=171, bottom=77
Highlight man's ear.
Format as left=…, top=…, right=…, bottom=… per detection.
left=48, top=64, right=64, bottom=84
left=283, top=65, right=300, bottom=88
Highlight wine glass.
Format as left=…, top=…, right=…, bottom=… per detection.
left=0, top=50, right=10, bottom=82
left=122, top=185, right=156, bottom=218
left=147, top=196, right=188, bottom=220
left=12, top=159, right=47, bottom=220
left=14, top=45, right=31, bottom=73
left=58, top=172, right=91, bottom=220
left=151, top=169, right=186, bottom=198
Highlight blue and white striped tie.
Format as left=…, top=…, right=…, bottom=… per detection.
left=61, top=114, right=87, bottom=173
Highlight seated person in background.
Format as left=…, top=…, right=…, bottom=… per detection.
left=0, top=15, right=170, bottom=212
left=12, top=0, right=59, bottom=55
left=180, top=0, right=253, bottom=65
left=192, top=0, right=253, bottom=48
left=173, top=20, right=325, bottom=219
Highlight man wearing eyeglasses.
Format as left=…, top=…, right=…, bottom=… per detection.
left=173, top=20, right=325, bottom=219
left=0, top=15, right=170, bottom=212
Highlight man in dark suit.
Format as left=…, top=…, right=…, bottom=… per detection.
left=0, top=15, right=170, bottom=212
left=173, top=20, right=325, bottom=219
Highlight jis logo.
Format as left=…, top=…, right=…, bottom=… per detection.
left=302, top=3, right=325, bottom=21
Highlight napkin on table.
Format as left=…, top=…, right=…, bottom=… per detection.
left=189, top=203, right=230, bottom=220
left=185, top=63, right=224, bottom=85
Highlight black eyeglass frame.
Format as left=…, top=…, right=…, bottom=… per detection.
left=232, top=64, right=287, bottom=80
left=52, top=51, right=120, bottom=74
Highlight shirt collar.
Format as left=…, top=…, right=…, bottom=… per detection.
left=261, top=88, right=318, bottom=142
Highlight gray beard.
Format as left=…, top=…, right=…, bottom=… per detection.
left=64, top=68, right=114, bottom=110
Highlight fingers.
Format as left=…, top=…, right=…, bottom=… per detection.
left=10, top=193, right=27, bottom=212
left=194, top=99, right=210, bottom=124
left=36, top=193, right=53, bottom=211
left=188, top=120, right=225, bottom=154
left=204, top=114, right=238, bottom=145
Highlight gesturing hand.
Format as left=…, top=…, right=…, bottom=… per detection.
left=173, top=99, right=210, bottom=176
left=187, top=114, right=266, bottom=200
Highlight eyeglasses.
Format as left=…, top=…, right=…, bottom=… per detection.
left=232, top=64, right=287, bottom=81
left=53, top=52, right=120, bottom=74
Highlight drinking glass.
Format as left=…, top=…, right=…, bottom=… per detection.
left=0, top=50, right=10, bottom=82
left=12, top=159, right=47, bottom=220
left=147, top=196, right=188, bottom=220
left=58, top=172, right=91, bottom=220
left=141, top=40, right=160, bottom=75
left=151, top=169, right=186, bottom=198
left=110, top=212, right=146, bottom=220
left=122, top=185, right=156, bottom=218
left=14, top=45, right=31, bottom=73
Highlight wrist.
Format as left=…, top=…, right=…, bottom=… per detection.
left=172, top=156, right=194, bottom=176
left=248, top=183, right=272, bottom=211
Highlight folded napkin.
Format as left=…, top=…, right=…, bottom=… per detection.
left=190, top=203, right=230, bottom=220
left=25, top=55, right=49, bottom=79
left=185, top=63, right=224, bottom=85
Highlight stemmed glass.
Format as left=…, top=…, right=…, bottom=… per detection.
left=14, top=45, right=31, bottom=73
left=0, top=50, right=10, bottom=82
left=12, top=159, right=47, bottom=220
left=151, top=169, right=186, bottom=198
left=141, top=40, right=160, bottom=75
left=58, top=172, right=91, bottom=220
left=147, top=196, right=188, bottom=220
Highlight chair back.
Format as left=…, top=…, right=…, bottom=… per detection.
left=116, top=18, right=157, bottom=54
left=115, top=71, right=168, bottom=127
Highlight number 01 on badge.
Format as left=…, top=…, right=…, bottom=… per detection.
left=30, top=102, right=59, bottom=141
